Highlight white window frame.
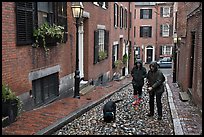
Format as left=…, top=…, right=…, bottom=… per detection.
left=114, top=3, right=118, bottom=28
left=162, top=24, right=169, bottom=37
left=98, top=29, right=105, bottom=52
left=113, top=44, right=118, bottom=62
left=163, top=6, right=170, bottom=17
left=93, top=2, right=99, bottom=6
left=120, top=6, right=123, bottom=29
left=162, top=45, right=172, bottom=55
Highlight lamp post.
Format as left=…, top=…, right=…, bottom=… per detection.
left=173, top=37, right=178, bottom=83
left=71, top=2, right=84, bottom=99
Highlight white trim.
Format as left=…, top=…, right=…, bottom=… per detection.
left=97, top=25, right=106, bottom=30
left=93, top=2, right=99, bottom=6
left=120, top=35, right=123, bottom=38
left=113, top=41, right=119, bottom=45
left=163, top=6, right=170, bottom=17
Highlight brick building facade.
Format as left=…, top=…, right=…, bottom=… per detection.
left=2, top=2, right=136, bottom=112
left=175, top=2, right=202, bottom=110
left=135, top=2, right=174, bottom=63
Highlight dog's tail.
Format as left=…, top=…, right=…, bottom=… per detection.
left=114, top=99, right=123, bottom=103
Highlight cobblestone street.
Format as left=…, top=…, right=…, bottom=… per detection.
left=54, top=82, right=174, bottom=135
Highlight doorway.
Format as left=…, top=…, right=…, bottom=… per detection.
left=146, top=45, right=153, bottom=63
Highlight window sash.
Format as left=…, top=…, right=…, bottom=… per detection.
left=98, top=29, right=105, bottom=52
left=162, top=24, right=169, bottom=37
left=162, top=46, right=172, bottom=55
left=114, top=3, right=118, bottom=27
left=163, top=7, right=170, bottom=17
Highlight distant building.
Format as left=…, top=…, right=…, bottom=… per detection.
left=134, top=2, right=174, bottom=63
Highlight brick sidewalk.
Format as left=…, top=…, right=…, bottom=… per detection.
left=166, top=75, right=202, bottom=135
left=2, top=77, right=132, bottom=135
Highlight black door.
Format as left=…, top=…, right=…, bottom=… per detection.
left=146, top=49, right=153, bottom=63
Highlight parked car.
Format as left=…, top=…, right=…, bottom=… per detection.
left=157, top=57, right=172, bottom=68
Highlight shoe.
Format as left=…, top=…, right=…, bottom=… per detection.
left=146, top=113, right=153, bottom=117
left=158, top=116, right=162, bottom=120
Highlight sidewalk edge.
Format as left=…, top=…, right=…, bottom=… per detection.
left=165, top=76, right=184, bottom=135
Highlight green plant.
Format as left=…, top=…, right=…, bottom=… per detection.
left=33, top=22, right=65, bottom=53
left=98, top=51, right=108, bottom=61
left=122, top=53, right=128, bottom=65
left=114, top=60, right=123, bottom=69
left=2, top=83, right=22, bottom=116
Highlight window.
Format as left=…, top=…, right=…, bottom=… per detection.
left=162, top=24, right=169, bottom=37
left=114, top=3, right=119, bottom=27
left=32, top=73, right=59, bottom=106
left=16, top=2, right=68, bottom=45
left=134, top=9, right=136, bottom=19
left=120, top=6, right=123, bottom=29
left=160, top=45, right=172, bottom=55
left=140, top=26, right=152, bottom=38
left=124, top=8, right=127, bottom=29
left=134, top=26, right=136, bottom=38
left=94, top=29, right=109, bottom=64
left=112, top=44, right=119, bottom=68
left=161, top=6, right=170, bottom=17
left=140, top=9, right=152, bottom=19
left=98, top=29, right=105, bottom=52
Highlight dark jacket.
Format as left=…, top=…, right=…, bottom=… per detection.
left=147, top=61, right=165, bottom=93
left=131, top=60, right=147, bottom=87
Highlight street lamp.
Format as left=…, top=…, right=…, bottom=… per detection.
left=71, top=2, right=84, bottom=99
left=173, top=36, right=178, bottom=83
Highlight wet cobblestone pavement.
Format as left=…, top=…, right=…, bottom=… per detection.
left=53, top=82, right=174, bottom=135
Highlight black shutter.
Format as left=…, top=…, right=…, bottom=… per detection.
left=94, top=30, right=99, bottom=64
left=160, top=25, right=163, bottom=36
left=170, top=6, right=173, bottom=17
left=160, top=7, right=163, bottom=17
left=16, top=2, right=35, bottom=45
left=140, top=27, right=143, bottom=37
left=149, top=9, right=152, bottom=19
left=140, top=9, right=143, bottom=19
left=117, top=4, right=119, bottom=27
left=105, top=2, right=108, bottom=9
left=149, top=26, right=152, bottom=37
left=104, top=30, right=109, bottom=57
left=114, top=3, right=116, bottom=27
left=160, top=46, right=163, bottom=55
left=169, top=24, right=173, bottom=36
left=112, top=46, right=115, bottom=68
left=117, top=45, right=119, bottom=60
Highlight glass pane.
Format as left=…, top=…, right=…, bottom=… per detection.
left=38, top=2, right=49, bottom=12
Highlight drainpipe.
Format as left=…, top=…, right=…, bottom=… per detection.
left=128, top=2, right=131, bottom=73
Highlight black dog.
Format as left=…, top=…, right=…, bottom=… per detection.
left=103, top=99, right=123, bottom=123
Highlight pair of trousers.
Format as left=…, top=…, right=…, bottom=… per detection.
left=132, top=84, right=143, bottom=97
left=149, top=90, right=163, bottom=117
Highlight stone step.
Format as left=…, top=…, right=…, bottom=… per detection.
left=179, top=91, right=190, bottom=102
left=80, top=85, right=95, bottom=96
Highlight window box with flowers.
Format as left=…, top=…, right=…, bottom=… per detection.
left=98, top=51, right=108, bottom=61
left=33, top=22, right=65, bottom=53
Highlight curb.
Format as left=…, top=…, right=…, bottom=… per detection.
left=165, top=76, right=184, bottom=135
left=35, top=81, right=132, bottom=135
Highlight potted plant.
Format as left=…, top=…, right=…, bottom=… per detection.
left=33, top=22, right=65, bottom=53
left=2, top=83, right=22, bottom=124
left=98, top=51, right=108, bottom=61
left=122, top=53, right=128, bottom=65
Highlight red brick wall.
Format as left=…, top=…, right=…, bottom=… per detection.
left=109, top=2, right=130, bottom=76
left=177, top=2, right=202, bottom=109
left=2, top=2, right=76, bottom=96
left=83, top=3, right=111, bottom=80
left=156, top=3, right=174, bottom=60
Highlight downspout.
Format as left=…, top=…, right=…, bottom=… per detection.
left=128, top=2, right=131, bottom=73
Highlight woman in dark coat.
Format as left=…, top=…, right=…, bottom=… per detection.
left=131, top=59, right=147, bottom=104
left=146, top=61, right=165, bottom=120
